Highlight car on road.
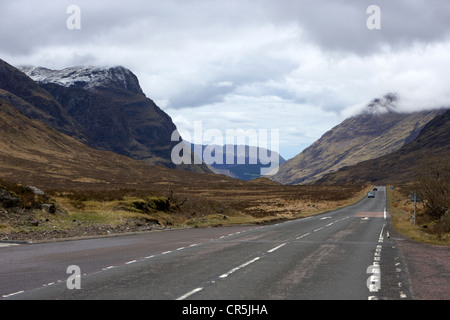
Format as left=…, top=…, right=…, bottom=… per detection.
left=372, top=187, right=378, bottom=191
left=367, top=191, right=375, bottom=198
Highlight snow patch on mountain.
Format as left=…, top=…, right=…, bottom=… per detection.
left=19, top=65, right=138, bottom=92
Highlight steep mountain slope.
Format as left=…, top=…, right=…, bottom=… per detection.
left=0, top=59, right=87, bottom=142
left=19, top=64, right=179, bottom=167
left=270, top=95, right=441, bottom=185
left=0, top=97, right=220, bottom=190
left=316, top=108, right=450, bottom=185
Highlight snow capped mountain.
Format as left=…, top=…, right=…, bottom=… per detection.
left=19, top=65, right=143, bottom=94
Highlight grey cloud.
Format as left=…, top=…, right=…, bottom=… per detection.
left=3, top=0, right=449, bottom=57
left=1, top=0, right=449, bottom=117
left=264, top=0, right=450, bottom=54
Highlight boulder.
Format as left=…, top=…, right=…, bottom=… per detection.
left=0, top=188, right=22, bottom=208
left=26, top=185, right=46, bottom=196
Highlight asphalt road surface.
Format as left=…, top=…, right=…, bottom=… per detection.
left=1, top=186, right=411, bottom=300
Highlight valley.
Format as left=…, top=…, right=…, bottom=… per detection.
left=0, top=57, right=449, bottom=303
left=0, top=58, right=449, bottom=245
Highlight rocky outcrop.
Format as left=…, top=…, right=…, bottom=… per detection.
left=0, top=188, right=21, bottom=208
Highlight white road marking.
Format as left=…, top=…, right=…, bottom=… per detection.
left=296, top=232, right=310, bottom=240
left=267, top=243, right=286, bottom=253
left=125, top=260, right=137, bottom=264
left=0, top=243, right=19, bottom=248
left=103, top=266, right=115, bottom=270
left=2, top=290, right=24, bottom=298
left=219, top=257, right=260, bottom=279
left=176, top=287, right=204, bottom=300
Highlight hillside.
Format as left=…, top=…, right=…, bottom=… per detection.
left=0, top=96, right=206, bottom=190
left=0, top=60, right=87, bottom=142
left=18, top=64, right=179, bottom=167
left=316, top=108, right=450, bottom=185
left=270, top=95, right=441, bottom=185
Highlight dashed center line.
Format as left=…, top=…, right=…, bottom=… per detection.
left=219, top=257, right=261, bottom=279
left=176, top=287, right=204, bottom=300
left=267, top=243, right=286, bottom=253
left=296, top=233, right=310, bottom=240
left=2, top=291, right=24, bottom=298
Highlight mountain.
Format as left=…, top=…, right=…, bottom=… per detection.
left=316, top=108, right=450, bottom=185
left=0, top=60, right=87, bottom=142
left=0, top=95, right=224, bottom=190
left=270, top=94, right=442, bottom=185
left=191, top=143, right=286, bottom=180
left=18, top=64, right=180, bottom=168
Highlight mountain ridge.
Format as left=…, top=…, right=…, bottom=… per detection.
left=316, top=108, right=450, bottom=185
left=20, top=65, right=144, bottom=94
left=270, top=101, right=442, bottom=185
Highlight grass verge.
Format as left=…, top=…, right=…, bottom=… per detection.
left=387, top=185, right=449, bottom=245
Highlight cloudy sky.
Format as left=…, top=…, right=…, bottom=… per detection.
left=1, top=0, right=449, bottom=159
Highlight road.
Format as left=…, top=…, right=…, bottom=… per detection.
left=1, top=186, right=411, bottom=300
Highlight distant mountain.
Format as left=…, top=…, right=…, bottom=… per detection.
left=191, top=143, right=286, bottom=180
left=316, top=108, right=450, bottom=185
left=270, top=94, right=442, bottom=185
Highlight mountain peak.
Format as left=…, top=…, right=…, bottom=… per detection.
left=360, top=92, right=399, bottom=115
left=19, top=65, right=143, bottom=95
